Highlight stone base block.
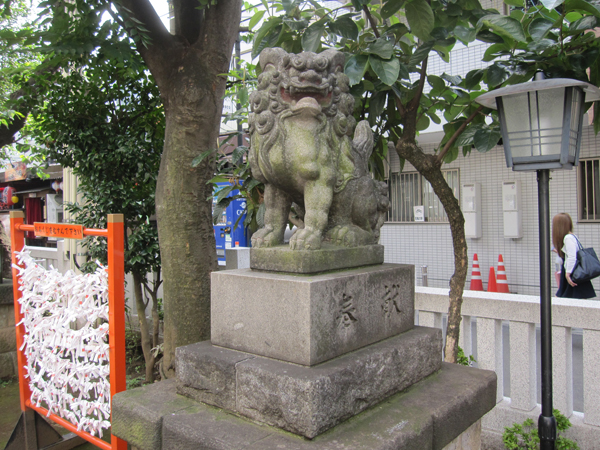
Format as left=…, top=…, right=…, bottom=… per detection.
left=177, top=327, right=442, bottom=438
left=112, top=363, right=497, bottom=450
left=250, top=244, right=384, bottom=274
left=211, top=263, right=414, bottom=366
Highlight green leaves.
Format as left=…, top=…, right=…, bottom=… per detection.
left=503, top=0, right=525, bottom=7
left=478, top=14, right=527, bottom=43
left=427, top=75, right=445, bottom=91
left=248, top=10, right=265, bottom=31
left=568, top=15, right=599, bottom=33
left=486, top=63, right=509, bottom=87
left=345, top=55, right=369, bottom=86
left=369, top=55, right=400, bottom=85
left=565, top=0, right=600, bottom=18
left=252, top=17, right=283, bottom=59
left=364, top=38, right=395, bottom=59
left=302, top=20, right=325, bottom=52
left=455, top=124, right=501, bottom=152
left=528, top=18, right=554, bottom=40
left=473, top=127, right=502, bottom=153
left=381, top=0, right=406, bottom=19
left=330, top=16, right=359, bottom=40
left=541, top=0, right=565, bottom=10
left=405, top=0, right=435, bottom=41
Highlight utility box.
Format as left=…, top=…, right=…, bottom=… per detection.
left=502, top=180, right=522, bottom=238
left=462, top=183, right=482, bottom=239
left=213, top=183, right=249, bottom=266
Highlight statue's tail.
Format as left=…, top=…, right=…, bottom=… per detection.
left=352, top=120, right=373, bottom=177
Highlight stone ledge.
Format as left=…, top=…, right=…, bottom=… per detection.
left=112, top=362, right=497, bottom=450
left=111, top=379, right=205, bottom=450
left=177, top=327, right=443, bottom=438
left=250, top=244, right=384, bottom=274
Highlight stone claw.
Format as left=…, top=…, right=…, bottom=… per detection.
left=327, top=225, right=371, bottom=247
left=251, top=225, right=284, bottom=248
left=289, top=228, right=322, bottom=250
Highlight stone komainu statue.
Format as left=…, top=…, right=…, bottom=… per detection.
left=249, top=48, right=390, bottom=250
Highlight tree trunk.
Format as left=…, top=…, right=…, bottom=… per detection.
left=151, top=289, right=160, bottom=349
left=395, top=141, right=468, bottom=364
left=142, top=2, right=242, bottom=377
left=133, top=272, right=155, bottom=383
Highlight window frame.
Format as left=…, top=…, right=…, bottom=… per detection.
left=386, top=169, right=460, bottom=224
left=578, top=157, right=600, bottom=223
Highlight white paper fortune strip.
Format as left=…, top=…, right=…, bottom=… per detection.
left=14, top=250, right=112, bottom=438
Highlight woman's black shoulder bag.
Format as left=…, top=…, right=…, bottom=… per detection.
left=571, top=236, right=600, bottom=283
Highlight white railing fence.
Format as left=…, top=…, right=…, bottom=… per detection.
left=416, top=287, right=600, bottom=449
left=22, top=241, right=70, bottom=274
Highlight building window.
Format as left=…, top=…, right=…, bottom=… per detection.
left=578, top=158, right=600, bottom=222
left=387, top=169, right=459, bottom=223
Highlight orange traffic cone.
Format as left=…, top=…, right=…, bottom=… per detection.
left=469, top=253, right=484, bottom=291
left=487, top=267, right=497, bottom=292
left=496, top=254, right=510, bottom=293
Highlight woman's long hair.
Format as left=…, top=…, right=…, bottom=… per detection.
left=552, top=213, right=573, bottom=260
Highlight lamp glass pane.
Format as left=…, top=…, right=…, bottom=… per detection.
left=568, top=87, right=583, bottom=159
left=502, top=88, right=565, bottom=159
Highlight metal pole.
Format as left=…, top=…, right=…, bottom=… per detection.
left=537, top=168, right=556, bottom=449
left=421, top=265, right=428, bottom=287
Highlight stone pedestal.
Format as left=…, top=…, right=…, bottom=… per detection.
left=211, top=263, right=414, bottom=366
left=113, top=251, right=497, bottom=450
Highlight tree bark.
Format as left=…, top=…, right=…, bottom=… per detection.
left=133, top=272, right=155, bottom=383
left=395, top=140, right=468, bottom=364
left=120, top=0, right=243, bottom=377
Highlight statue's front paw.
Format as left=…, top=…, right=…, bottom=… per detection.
left=289, top=228, right=322, bottom=250
left=327, top=225, right=371, bottom=247
left=251, top=226, right=284, bottom=248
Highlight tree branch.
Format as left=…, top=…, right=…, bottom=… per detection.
left=436, top=105, right=484, bottom=164
left=407, top=57, right=428, bottom=112
left=173, top=0, right=204, bottom=45
left=195, top=1, right=243, bottom=51
left=113, top=0, right=174, bottom=58
left=394, top=97, right=407, bottom=119
left=362, top=5, right=380, bottom=38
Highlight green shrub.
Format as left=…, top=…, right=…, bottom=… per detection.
left=457, top=346, right=476, bottom=366
left=503, top=409, right=579, bottom=449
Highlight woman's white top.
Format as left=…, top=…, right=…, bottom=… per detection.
left=562, top=233, right=579, bottom=274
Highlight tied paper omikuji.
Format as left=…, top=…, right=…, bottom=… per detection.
left=14, top=250, right=112, bottom=437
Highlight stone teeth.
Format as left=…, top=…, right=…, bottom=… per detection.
left=290, top=86, right=297, bottom=96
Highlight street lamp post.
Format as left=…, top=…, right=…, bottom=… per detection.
left=476, top=74, right=600, bottom=450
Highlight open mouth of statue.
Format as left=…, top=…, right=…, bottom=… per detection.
left=280, top=85, right=332, bottom=108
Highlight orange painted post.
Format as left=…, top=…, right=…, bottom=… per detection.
left=9, top=211, right=32, bottom=413
left=107, top=214, right=127, bottom=450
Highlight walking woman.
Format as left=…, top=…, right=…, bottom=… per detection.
left=553, top=212, right=596, bottom=299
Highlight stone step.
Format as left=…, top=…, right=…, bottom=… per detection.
left=112, top=362, right=497, bottom=450
left=177, top=327, right=443, bottom=438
